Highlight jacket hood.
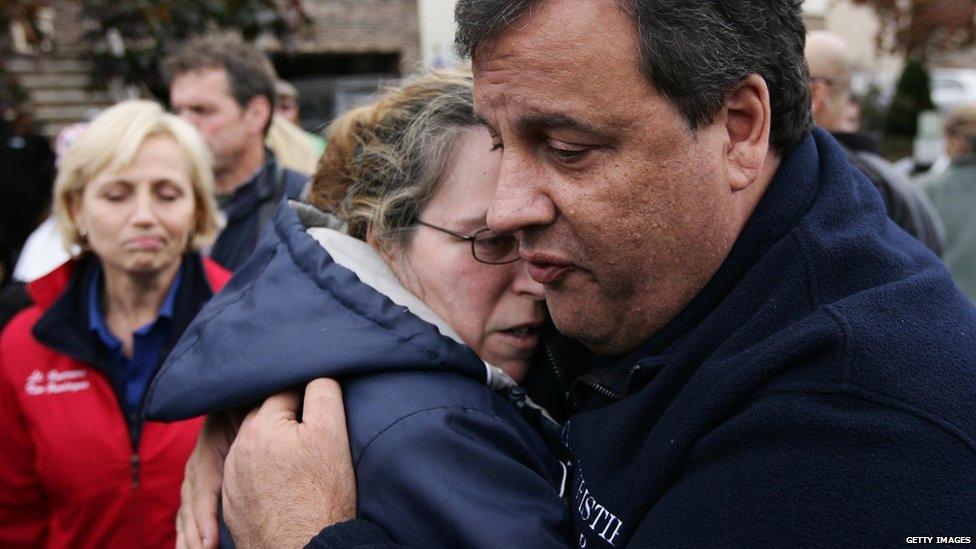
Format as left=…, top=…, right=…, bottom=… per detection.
left=145, top=201, right=501, bottom=421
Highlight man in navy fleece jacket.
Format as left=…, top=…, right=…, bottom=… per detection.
left=219, top=1, right=976, bottom=546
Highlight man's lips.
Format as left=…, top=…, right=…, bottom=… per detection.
left=524, top=253, right=575, bottom=285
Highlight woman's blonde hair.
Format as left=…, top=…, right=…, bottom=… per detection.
left=309, top=70, right=478, bottom=250
left=265, top=113, right=321, bottom=174
left=53, top=100, right=222, bottom=252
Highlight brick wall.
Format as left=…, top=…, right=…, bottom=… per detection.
left=294, top=0, right=421, bottom=72
left=4, top=0, right=422, bottom=136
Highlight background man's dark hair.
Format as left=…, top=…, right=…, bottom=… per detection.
left=162, top=34, right=278, bottom=133
left=455, top=0, right=813, bottom=155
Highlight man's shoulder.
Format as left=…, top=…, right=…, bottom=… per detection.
left=750, top=135, right=976, bottom=442
left=820, top=272, right=976, bottom=433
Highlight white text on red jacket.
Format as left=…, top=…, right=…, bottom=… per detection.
left=25, top=369, right=91, bottom=396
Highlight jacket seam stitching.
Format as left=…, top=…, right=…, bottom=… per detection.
left=355, top=405, right=500, bottom=469
left=823, top=305, right=856, bottom=383
left=754, top=384, right=976, bottom=456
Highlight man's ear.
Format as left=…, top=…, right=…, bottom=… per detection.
left=244, top=95, right=273, bottom=136
left=722, top=73, right=772, bottom=192
left=809, top=79, right=828, bottom=119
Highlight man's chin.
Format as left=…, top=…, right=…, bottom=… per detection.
left=546, top=296, right=644, bottom=356
left=547, top=295, right=609, bottom=350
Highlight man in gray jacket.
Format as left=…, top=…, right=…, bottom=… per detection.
left=920, top=105, right=976, bottom=300
left=806, top=31, right=944, bottom=254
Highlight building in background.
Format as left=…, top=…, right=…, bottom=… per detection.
left=3, top=0, right=425, bottom=138
left=269, top=0, right=423, bottom=133
left=10, top=1, right=975, bottom=139
left=419, top=0, right=460, bottom=69
left=804, top=0, right=976, bottom=100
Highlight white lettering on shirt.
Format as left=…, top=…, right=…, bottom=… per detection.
left=574, top=476, right=625, bottom=547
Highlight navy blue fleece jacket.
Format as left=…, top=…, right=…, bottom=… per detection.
left=310, top=129, right=976, bottom=548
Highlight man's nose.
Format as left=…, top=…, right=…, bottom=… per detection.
left=175, top=109, right=199, bottom=128
left=486, top=151, right=558, bottom=235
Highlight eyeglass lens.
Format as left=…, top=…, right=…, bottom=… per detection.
left=472, top=229, right=520, bottom=264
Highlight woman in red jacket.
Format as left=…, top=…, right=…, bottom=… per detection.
left=0, top=100, right=230, bottom=548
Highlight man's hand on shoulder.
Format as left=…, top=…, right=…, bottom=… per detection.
left=222, top=378, right=356, bottom=548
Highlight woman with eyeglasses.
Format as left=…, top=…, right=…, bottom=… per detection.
left=145, top=70, right=575, bottom=548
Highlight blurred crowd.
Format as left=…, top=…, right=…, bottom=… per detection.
left=1, top=5, right=975, bottom=547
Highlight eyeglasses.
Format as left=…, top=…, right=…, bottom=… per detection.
left=416, top=220, right=521, bottom=265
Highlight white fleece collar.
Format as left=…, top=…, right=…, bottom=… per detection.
left=306, top=227, right=517, bottom=391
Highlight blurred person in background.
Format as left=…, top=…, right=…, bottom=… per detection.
left=12, top=121, right=92, bottom=286
left=275, top=79, right=327, bottom=156
left=273, top=80, right=301, bottom=125
left=0, top=100, right=230, bottom=548
left=920, top=104, right=976, bottom=301
left=0, top=232, right=31, bottom=330
left=265, top=114, right=321, bottom=175
left=151, top=71, right=573, bottom=548
left=0, top=110, right=56, bottom=332
left=806, top=31, right=944, bottom=255
left=841, top=96, right=862, bottom=133
left=0, top=109, right=56, bottom=270
left=164, top=34, right=308, bottom=271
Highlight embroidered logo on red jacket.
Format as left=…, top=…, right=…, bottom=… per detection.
left=25, top=369, right=91, bottom=396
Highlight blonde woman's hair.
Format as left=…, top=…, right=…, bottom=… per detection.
left=309, top=70, right=478, bottom=250
left=266, top=114, right=321, bottom=174
left=53, top=99, right=222, bottom=253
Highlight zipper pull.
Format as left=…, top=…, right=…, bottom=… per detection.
left=130, top=454, right=140, bottom=489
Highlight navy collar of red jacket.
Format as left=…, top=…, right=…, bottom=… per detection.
left=30, top=253, right=218, bottom=374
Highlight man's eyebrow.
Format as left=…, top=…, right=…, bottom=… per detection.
left=474, top=112, right=492, bottom=128
left=516, top=112, right=618, bottom=140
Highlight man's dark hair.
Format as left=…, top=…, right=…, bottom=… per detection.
left=455, top=0, right=812, bottom=155
left=162, top=33, right=278, bottom=133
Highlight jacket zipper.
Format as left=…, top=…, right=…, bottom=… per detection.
left=128, top=410, right=142, bottom=489
left=576, top=362, right=645, bottom=403
left=128, top=409, right=143, bottom=547
left=543, top=342, right=570, bottom=394
left=130, top=453, right=140, bottom=488
left=579, top=376, right=622, bottom=401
